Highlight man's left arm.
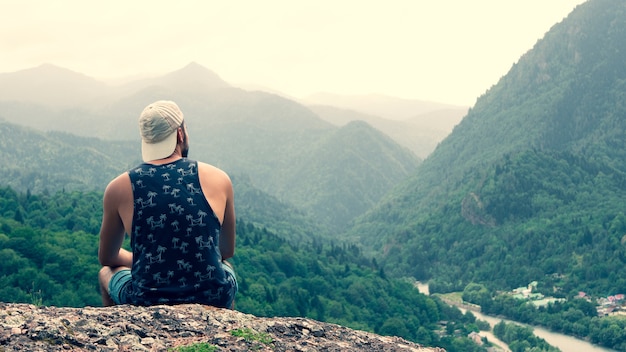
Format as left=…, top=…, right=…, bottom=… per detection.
left=98, top=176, right=133, bottom=268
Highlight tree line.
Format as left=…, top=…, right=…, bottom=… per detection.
left=0, top=185, right=486, bottom=352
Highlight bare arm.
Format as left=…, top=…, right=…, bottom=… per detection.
left=98, top=174, right=133, bottom=268
left=198, top=162, right=236, bottom=260
left=220, top=178, right=236, bottom=260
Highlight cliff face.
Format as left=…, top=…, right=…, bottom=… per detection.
left=0, top=303, right=443, bottom=351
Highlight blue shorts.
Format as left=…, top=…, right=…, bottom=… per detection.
left=108, top=269, right=132, bottom=305
left=108, top=262, right=238, bottom=306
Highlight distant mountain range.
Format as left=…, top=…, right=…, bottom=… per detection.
left=0, top=62, right=440, bottom=231
left=308, top=104, right=466, bottom=159
left=0, top=63, right=465, bottom=159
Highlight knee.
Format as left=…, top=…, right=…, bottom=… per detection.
left=98, top=266, right=112, bottom=285
left=99, top=266, right=110, bottom=276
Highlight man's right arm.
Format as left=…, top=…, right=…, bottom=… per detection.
left=219, top=177, right=236, bottom=260
left=198, top=162, right=236, bottom=260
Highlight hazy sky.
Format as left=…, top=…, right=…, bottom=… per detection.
left=3, top=0, right=587, bottom=106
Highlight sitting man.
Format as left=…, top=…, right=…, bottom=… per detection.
left=98, top=100, right=237, bottom=308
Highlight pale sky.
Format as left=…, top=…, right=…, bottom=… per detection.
left=2, top=0, right=587, bottom=106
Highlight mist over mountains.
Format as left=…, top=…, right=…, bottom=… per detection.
left=0, top=62, right=464, bottom=156
left=0, top=61, right=460, bottom=231
left=308, top=104, right=466, bottom=159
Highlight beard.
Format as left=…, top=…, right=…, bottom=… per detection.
left=180, top=124, right=190, bottom=158
left=181, top=135, right=189, bottom=157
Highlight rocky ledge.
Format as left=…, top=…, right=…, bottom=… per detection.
left=0, top=303, right=444, bottom=351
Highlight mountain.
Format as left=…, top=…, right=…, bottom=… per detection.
left=106, top=62, right=231, bottom=103
left=304, top=93, right=467, bottom=158
left=278, top=120, right=419, bottom=229
left=0, top=64, right=109, bottom=107
left=0, top=63, right=234, bottom=139
left=0, top=65, right=420, bottom=231
left=301, top=92, right=466, bottom=121
left=308, top=104, right=466, bottom=158
left=348, top=0, right=626, bottom=294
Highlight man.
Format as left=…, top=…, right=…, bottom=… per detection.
left=98, top=100, right=237, bottom=308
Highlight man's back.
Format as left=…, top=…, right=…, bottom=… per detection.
left=124, top=158, right=236, bottom=306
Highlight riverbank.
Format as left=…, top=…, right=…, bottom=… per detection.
left=414, top=283, right=509, bottom=351
left=414, top=282, right=615, bottom=352
left=437, top=294, right=510, bottom=351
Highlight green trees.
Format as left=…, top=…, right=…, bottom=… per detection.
left=0, top=187, right=103, bottom=306
left=493, top=321, right=559, bottom=352
left=0, top=185, right=485, bottom=351
left=231, top=220, right=453, bottom=344
left=373, top=147, right=626, bottom=302
left=462, top=283, right=491, bottom=308
left=588, top=318, right=626, bottom=349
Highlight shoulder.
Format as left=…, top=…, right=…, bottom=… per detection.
left=197, top=162, right=231, bottom=181
left=103, top=173, right=132, bottom=203
left=197, top=162, right=233, bottom=191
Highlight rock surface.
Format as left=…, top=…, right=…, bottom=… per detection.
left=0, top=303, right=444, bottom=351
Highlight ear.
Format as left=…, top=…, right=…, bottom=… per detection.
left=177, top=127, right=184, bottom=143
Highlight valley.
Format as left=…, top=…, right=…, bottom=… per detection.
left=2, top=0, right=626, bottom=350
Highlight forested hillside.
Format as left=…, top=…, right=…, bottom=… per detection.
left=0, top=121, right=138, bottom=194
left=0, top=186, right=486, bottom=352
left=277, top=120, right=419, bottom=229
left=349, top=0, right=626, bottom=297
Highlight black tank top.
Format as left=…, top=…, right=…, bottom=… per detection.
left=126, top=158, right=236, bottom=307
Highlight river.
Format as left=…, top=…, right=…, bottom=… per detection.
left=415, top=283, right=615, bottom=352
